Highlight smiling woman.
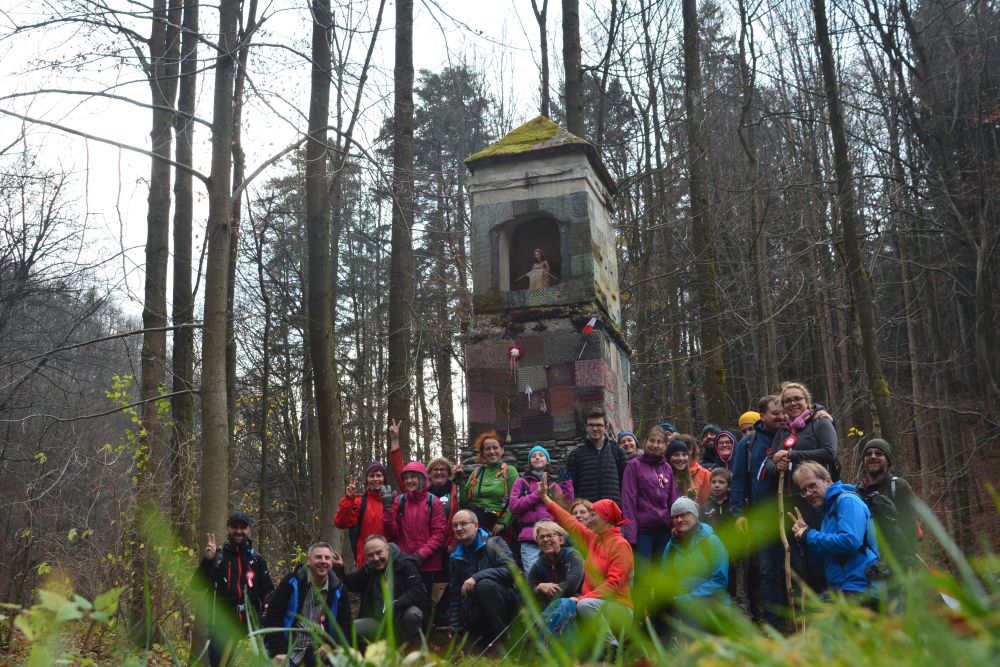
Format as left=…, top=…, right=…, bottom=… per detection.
left=461, top=430, right=521, bottom=535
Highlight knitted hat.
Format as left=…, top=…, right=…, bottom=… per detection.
left=528, top=444, right=551, bottom=463
left=616, top=431, right=636, bottom=444
left=863, top=438, right=893, bottom=464
left=738, top=411, right=761, bottom=428
left=671, top=496, right=699, bottom=518
left=660, top=422, right=678, bottom=433
left=701, top=424, right=721, bottom=437
left=365, top=461, right=389, bottom=478
left=665, top=439, right=689, bottom=459
left=591, top=499, right=629, bottom=527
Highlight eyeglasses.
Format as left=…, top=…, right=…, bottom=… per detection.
left=798, top=481, right=824, bottom=497
left=782, top=395, right=806, bottom=404
left=536, top=534, right=560, bottom=542
left=452, top=521, right=476, bottom=528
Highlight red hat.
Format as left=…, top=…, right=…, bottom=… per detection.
left=591, top=499, right=629, bottom=527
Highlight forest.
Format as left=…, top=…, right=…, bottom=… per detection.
left=0, top=0, right=998, bottom=664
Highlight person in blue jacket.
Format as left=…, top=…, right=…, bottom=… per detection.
left=789, top=462, right=879, bottom=596
left=662, top=497, right=729, bottom=607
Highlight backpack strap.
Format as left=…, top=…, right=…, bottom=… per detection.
left=890, top=476, right=898, bottom=500
left=397, top=492, right=436, bottom=531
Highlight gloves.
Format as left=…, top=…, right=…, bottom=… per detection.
left=380, top=485, right=395, bottom=508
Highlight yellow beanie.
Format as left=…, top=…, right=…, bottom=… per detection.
left=738, top=411, right=761, bottom=428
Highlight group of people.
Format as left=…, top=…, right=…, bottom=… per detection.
left=195, top=382, right=922, bottom=665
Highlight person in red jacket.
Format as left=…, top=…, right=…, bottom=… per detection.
left=539, top=473, right=634, bottom=657
left=334, top=462, right=392, bottom=567
left=383, top=460, right=448, bottom=593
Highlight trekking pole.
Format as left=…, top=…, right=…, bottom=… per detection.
left=778, top=468, right=797, bottom=629
left=467, top=618, right=517, bottom=666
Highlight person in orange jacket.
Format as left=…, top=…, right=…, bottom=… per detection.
left=668, top=436, right=711, bottom=505
left=538, top=472, right=634, bottom=656
left=334, top=462, right=392, bottom=567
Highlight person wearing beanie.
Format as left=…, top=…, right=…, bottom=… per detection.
left=700, top=423, right=722, bottom=466
left=660, top=494, right=730, bottom=622
left=335, top=458, right=394, bottom=568
left=509, top=444, right=574, bottom=575
left=738, top=411, right=761, bottom=437
left=620, top=426, right=679, bottom=561
left=539, top=473, right=634, bottom=656
left=857, top=437, right=920, bottom=568
left=617, top=431, right=639, bottom=459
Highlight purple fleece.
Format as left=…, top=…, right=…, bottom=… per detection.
left=620, top=451, right=680, bottom=544
left=508, top=474, right=575, bottom=542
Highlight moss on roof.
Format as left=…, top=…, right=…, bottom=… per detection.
left=465, top=116, right=587, bottom=164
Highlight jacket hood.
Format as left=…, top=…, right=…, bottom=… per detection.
left=822, top=481, right=856, bottom=509
left=402, top=461, right=429, bottom=488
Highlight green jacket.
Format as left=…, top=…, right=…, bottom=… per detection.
left=461, top=462, right=520, bottom=527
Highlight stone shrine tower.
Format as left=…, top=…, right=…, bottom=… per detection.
left=462, top=116, right=632, bottom=464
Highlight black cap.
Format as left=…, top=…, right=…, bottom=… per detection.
left=227, top=511, right=253, bottom=527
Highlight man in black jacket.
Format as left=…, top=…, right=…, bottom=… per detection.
left=263, top=542, right=353, bottom=666
left=195, top=512, right=274, bottom=667
left=331, top=535, right=430, bottom=645
left=448, top=510, right=519, bottom=652
left=567, top=408, right=627, bottom=504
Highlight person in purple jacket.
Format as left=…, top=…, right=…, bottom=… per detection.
left=509, top=445, right=574, bottom=575
left=620, top=426, right=680, bottom=562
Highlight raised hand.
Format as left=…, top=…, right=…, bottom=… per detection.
left=204, top=533, right=218, bottom=559
left=330, top=551, right=344, bottom=569
left=388, top=419, right=402, bottom=449
left=346, top=476, right=358, bottom=496
left=538, top=473, right=549, bottom=501
left=787, top=507, right=808, bottom=540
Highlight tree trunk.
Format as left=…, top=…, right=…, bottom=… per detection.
left=562, top=0, right=583, bottom=135
left=812, top=0, right=898, bottom=445
left=170, top=0, right=198, bottom=549
left=194, top=0, right=239, bottom=661
left=531, top=0, right=550, bottom=117
left=198, top=0, right=240, bottom=574
left=681, top=0, right=728, bottom=423
left=387, top=0, right=415, bottom=457
left=304, top=0, right=346, bottom=544
left=134, top=0, right=180, bottom=641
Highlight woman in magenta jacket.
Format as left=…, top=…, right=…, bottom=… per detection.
left=382, top=460, right=448, bottom=592
left=620, top=426, right=680, bottom=562
left=509, top=445, right=574, bottom=575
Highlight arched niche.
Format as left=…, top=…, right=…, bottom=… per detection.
left=500, top=216, right=562, bottom=292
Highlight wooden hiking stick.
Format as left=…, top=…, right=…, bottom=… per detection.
left=778, top=468, right=797, bottom=627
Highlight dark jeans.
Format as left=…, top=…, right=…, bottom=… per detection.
left=355, top=605, right=424, bottom=644
left=635, top=527, right=672, bottom=563
left=757, top=497, right=827, bottom=628
left=458, top=579, right=519, bottom=647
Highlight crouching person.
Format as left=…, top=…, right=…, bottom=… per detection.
left=447, top=509, right=520, bottom=654
left=527, top=521, right=584, bottom=636
left=263, top=543, right=352, bottom=666
left=539, top=474, right=634, bottom=658
left=789, top=461, right=879, bottom=603
left=660, top=497, right=729, bottom=634
left=331, top=535, right=430, bottom=646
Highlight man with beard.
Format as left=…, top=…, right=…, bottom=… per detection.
left=196, top=512, right=274, bottom=666
left=332, top=535, right=430, bottom=646
left=264, top=543, right=353, bottom=666
left=856, top=438, right=920, bottom=569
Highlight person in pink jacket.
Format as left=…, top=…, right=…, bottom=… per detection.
left=509, top=445, right=574, bottom=575
left=382, top=460, right=448, bottom=593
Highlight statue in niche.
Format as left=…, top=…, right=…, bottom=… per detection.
left=521, top=248, right=555, bottom=289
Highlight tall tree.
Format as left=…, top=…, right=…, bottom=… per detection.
left=812, top=0, right=898, bottom=445
left=387, top=0, right=415, bottom=455
left=531, top=0, right=550, bottom=117
left=562, top=0, right=584, bottom=135
left=304, top=0, right=345, bottom=543
left=681, top=0, right=728, bottom=422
